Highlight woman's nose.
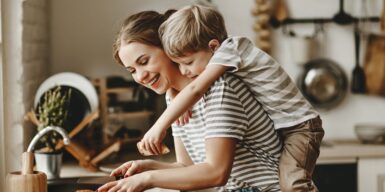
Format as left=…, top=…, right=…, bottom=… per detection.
left=135, top=70, right=149, bottom=83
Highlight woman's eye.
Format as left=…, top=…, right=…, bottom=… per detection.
left=126, top=67, right=135, bottom=73
left=139, top=59, right=148, bottom=65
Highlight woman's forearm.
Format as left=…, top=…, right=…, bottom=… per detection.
left=144, top=159, right=187, bottom=171
left=144, top=162, right=229, bottom=190
left=142, top=138, right=235, bottom=190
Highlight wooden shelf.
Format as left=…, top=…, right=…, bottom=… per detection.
left=94, top=77, right=156, bottom=145
left=107, top=87, right=133, bottom=94
left=108, top=111, right=153, bottom=119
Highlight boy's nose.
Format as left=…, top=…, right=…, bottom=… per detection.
left=179, top=66, right=190, bottom=76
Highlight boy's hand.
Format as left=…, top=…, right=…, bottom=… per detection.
left=137, top=128, right=170, bottom=156
left=175, top=109, right=193, bottom=126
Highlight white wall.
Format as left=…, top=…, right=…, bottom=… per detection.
left=2, top=0, right=25, bottom=182
left=49, top=0, right=385, bottom=140
left=2, top=0, right=49, bottom=189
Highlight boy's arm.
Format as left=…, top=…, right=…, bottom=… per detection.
left=140, top=64, right=228, bottom=155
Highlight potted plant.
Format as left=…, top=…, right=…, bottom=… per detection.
left=34, top=85, right=71, bottom=179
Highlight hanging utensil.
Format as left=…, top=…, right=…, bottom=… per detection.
left=364, top=33, right=385, bottom=96
left=270, top=0, right=289, bottom=27
left=298, top=24, right=348, bottom=109
left=351, top=26, right=366, bottom=93
left=363, top=0, right=385, bottom=96
left=333, top=0, right=354, bottom=25
left=298, top=58, right=348, bottom=109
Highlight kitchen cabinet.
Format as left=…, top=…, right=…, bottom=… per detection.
left=318, top=140, right=385, bottom=192
left=358, top=158, right=385, bottom=192
left=313, top=163, right=357, bottom=192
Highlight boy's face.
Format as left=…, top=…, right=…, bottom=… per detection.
left=171, top=50, right=213, bottom=79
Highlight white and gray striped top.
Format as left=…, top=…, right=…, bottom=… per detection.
left=208, top=36, right=318, bottom=129
left=170, top=74, right=282, bottom=191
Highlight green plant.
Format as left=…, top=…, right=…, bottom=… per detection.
left=36, top=85, right=71, bottom=152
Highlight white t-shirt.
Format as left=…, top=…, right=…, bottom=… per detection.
left=170, top=74, right=282, bottom=191
left=208, top=36, right=319, bottom=129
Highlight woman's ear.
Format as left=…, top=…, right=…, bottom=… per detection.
left=208, top=39, right=220, bottom=52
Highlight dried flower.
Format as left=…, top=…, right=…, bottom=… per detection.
left=36, top=85, right=71, bottom=152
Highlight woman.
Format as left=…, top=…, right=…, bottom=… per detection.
left=97, top=10, right=282, bottom=192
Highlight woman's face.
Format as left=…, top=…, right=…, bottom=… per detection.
left=118, top=42, right=180, bottom=94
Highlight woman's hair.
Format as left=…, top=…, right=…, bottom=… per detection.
left=113, top=10, right=175, bottom=66
left=159, top=5, right=228, bottom=58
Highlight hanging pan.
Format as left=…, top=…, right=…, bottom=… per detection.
left=298, top=58, right=348, bottom=109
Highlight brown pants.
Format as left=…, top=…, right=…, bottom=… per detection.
left=278, top=116, right=324, bottom=192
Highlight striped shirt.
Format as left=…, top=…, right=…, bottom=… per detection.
left=170, top=74, right=282, bottom=191
left=208, top=36, right=318, bottom=129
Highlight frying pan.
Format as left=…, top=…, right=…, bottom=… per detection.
left=298, top=58, right=348, bottom=109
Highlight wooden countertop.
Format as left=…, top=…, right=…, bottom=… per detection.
left=318, top=139, right=385, bottom=164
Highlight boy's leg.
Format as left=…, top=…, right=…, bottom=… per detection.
left=278, top=116, right=324, bottom=192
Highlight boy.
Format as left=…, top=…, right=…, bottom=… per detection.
left=138, top=5, right=324, bottom=192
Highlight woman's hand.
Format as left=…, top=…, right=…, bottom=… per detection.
left=110, top=160, right=149, bottom=178
left=97, top=173, right=150, bottom=192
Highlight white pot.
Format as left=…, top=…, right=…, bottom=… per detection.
left=35, top=152, right=63, bottom=180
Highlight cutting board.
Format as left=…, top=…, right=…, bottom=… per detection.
left=77, top=176, right=116, bottom=185
left=364, top=34, right=385, bottom=96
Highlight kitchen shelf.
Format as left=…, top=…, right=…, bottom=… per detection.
left=108, top=111, right=154, bottom=119
left=94, top=78, right=155, bottom=145
left=106, top=87, right=134, bottom=94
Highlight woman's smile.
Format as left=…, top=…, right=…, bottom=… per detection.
left=148, top=74, right=160, bottom=89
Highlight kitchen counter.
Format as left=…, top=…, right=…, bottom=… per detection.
left=318, top=139, right=385, bottom=164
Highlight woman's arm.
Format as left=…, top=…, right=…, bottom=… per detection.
left=146, top=138, right=236, bottom=190
left=140, top=64, right=228, bottom=154
left=98, top=137, right=237, bottom=191
left=110, top=137, right=191, bottom=177
left=174, top=137, right=194, bottom=166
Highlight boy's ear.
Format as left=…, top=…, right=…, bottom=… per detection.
left=208, top=39, right=220, bottom=52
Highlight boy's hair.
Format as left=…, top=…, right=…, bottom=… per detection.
left=159, top=5, right=228, bottom=58
left=112, top=10, right=175, bottom=66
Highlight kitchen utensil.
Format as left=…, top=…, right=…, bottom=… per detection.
left=364, top=33, right=385, bottom=96
left=355, top=123, right=385, bottom=143
left=351, top=28, right=366, bottom=93
left=274, top=0, right=288, bottom=22
left=298, top=58, right=348, bottom=109
left=298, top=24, right=348, bottom=109
left=333, top=0, right=354, bottom=25
left=6, top=152, right=47, bottom=192
left=270, top=0, right=289, bottom=27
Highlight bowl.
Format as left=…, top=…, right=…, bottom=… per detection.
left=34, top=72, right=98, bottom=112
left=355, top=123, right=385, bottom=143
left=34, top=72, right=99, bottom=131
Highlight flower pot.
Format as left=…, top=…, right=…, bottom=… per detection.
left=35, top=152, right=63, bottom=180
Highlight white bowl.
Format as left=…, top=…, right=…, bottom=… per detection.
left=34, top=72, right=98, bottom=112
left=355, top=123, right=385, bottom=143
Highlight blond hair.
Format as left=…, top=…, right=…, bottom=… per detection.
left=159, top=5, right=227, bottom=58
left=112, top=10, right=175, bottom=66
